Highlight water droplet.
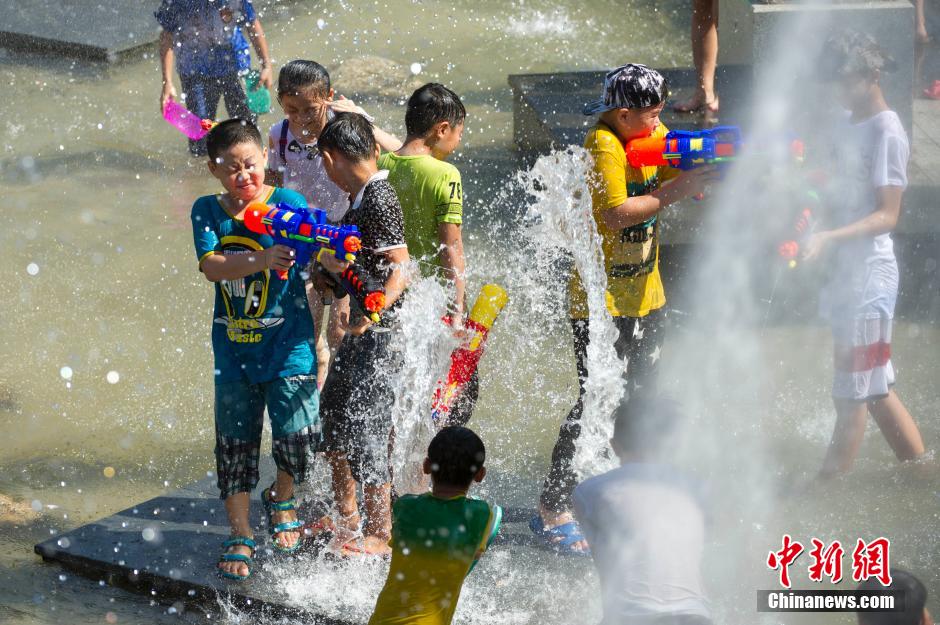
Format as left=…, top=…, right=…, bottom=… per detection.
left=106, top=371, right=120, bottom=384
left=31, top=499, right=42, bottom=512
left=60, top=366, right=73, bottom=381
left=26, top=263, right=39, bottom=276
left=57, top=537, right=70, bottom=548
left=103, top=466, right=115, bottom=478
left=317, top=18, right=326, bottom=29
left=410, top=62, right=422, bottom=75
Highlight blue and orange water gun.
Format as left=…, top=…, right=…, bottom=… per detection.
left=626, top=126, right=804, bottom=170
left=626, top=126, right=745, bottom=170
left=244, top=202, right=362, bottom=279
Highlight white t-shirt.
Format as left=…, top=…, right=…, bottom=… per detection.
left=267, top=120, right=350, bottom=223
left=821, top=110, right=908, bottom=320
left=572, top=464, right=710, bottom=625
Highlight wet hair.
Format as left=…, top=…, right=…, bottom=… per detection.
left=819, top=29, right=898, bottom=81
left=317, top=112, right=377, bottom=162
left=405, top=83, right=466, bottom=138
left=205, top=118, right=263, bottom=161
left=277, top=59, right=331, bottom=98
left=427, top=426, right=485, bottom=488
left=857, top=569, right=928, bottom=625
left=612, top=393, right=684, bottom=456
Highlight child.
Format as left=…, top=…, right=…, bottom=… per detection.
left=265, top=59, right=402, bottom=389
left=157, top=0, right=272, bottom=156
left=315, top=112, right=410, bottom=557
left=856, top=569, right=932, bottom=625
left=573, top=395, right=711, bottom=625
left=378, top=83, right=474, bottom=424
left=369, top=426, right=501, bottom=625
left=533, top=63, right=718, bottom=554
left=191, top=119, right=320, bottom=580
left=806, top=31, right=926, bottom=478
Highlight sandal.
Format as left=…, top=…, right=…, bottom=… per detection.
left=218, top=536, right=256, bottom=581
left=529, top=516, right=591, bottom=557
left=262, top=486, right=304, bottom=554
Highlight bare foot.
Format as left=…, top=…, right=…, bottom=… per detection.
left=341, top=534, right=391, bottom=558
left=539, top=508, right=589, bottom=553
left=218, top=542, right=252, bottom=578
left=673, top=92, right=719, bottom=114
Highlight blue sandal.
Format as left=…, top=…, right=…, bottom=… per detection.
left=218, top=536, right=256, bottom=581
left=529, top=516, right=591, bottom=556
left=262, top=486, right=304, bottom=554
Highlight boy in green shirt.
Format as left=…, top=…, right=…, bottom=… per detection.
left=378, top=83, right=476, bottom=424
left=369, top=426, right=501, bottom=625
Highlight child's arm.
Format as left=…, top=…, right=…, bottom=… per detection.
left=200, top=245, right=295, bottom=282
left=322, top=247, right=410, bottom=336
left=158, top=29, right=177, bottom=112
left=264, top=135, right=284, bottom=186
left=329, top=96, right=404, bottom=152
left=602, top=165, right=720, bottom=230
left=437, top=223, right=466, bottom=320
left=803, top=186, right=903, bottom=261
left=246, top=18, right=273, bottom=88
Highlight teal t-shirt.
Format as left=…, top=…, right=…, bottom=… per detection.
left=191, top=187, right=316, bottom=385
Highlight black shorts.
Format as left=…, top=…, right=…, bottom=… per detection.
left=320, top=327, right=402, bottom=485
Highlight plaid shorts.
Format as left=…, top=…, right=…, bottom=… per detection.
left=214, top=374, right=321, bottom=499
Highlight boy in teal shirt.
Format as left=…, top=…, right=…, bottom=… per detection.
left=191, top=119, right=320, bottom=580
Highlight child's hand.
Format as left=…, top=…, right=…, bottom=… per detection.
left=328, top=95, right=375, bottom=122
left=339, top=311, right=372, bottom=336
left=160, top=83, right=178, bottom=114
left=673, top=165, right=721, bottom=201
left=317, top=251, right=350, bottom=275
left=264, top=244, right=297, bottom=272
left=802, top=231, right=832, bottom=262
left=259, top=65, right=273, bottom=89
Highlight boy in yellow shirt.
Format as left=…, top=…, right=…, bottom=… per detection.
left=533, top=64, right=718, bottom=554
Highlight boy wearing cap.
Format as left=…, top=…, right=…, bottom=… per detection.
left=532, top=63, right=718, bottom=555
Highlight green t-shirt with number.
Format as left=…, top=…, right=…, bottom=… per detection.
left=378, top=152, right=463, bottom=274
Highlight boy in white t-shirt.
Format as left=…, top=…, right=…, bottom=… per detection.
left=573, top=395, right=711, bottom=625
left=265, top=60, right=402, bottom=388
left=805, top=30, right=926, bottom=477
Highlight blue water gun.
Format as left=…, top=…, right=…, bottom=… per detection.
left=625, top=126, right=745, bottom=170
left=243, top=202, right=362, bottom=279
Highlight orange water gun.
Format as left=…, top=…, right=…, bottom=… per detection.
left=430, top=284, right=508, bottom=425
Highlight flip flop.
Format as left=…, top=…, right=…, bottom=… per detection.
left=218, top=536, right=256, bottom=581
left=339, top=537, right=391, bottom=560
left=923, top=80, right=940, bottom=100
left=528, top=516, right=591, bottom=557
left=262, top=486, right=304, bottom=554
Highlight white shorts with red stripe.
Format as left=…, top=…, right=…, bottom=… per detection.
left=831, top=309, right=895, bottom=401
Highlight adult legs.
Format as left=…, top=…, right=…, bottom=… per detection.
left=674, top=0, right=720, bottom=114
left=868, top=389, right=926, bottom=462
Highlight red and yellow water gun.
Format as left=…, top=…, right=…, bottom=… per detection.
left=430, top=284, right=508, bottom=426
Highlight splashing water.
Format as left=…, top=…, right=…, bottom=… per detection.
left=520, top=147, right=624, bottom=479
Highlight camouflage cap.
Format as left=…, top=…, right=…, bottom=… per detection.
left=583, top=63, right=669, bottom=115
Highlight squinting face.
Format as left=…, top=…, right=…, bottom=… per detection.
left=617, top=102, right=665, bottom=141
left=208, top=142, right=268, bottom=202
left=279, top=88, right=332, bottom=140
